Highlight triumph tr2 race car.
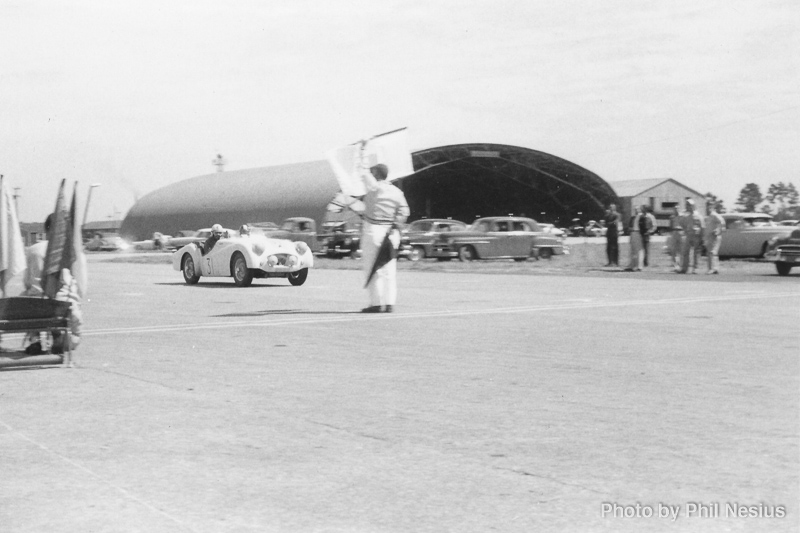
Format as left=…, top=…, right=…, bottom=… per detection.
left=172, top=232, right=313, bottom=287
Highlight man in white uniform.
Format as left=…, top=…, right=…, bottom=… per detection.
left=358, top=155, right=409, bottom=313
left=704, top=203, right=725, bottom=274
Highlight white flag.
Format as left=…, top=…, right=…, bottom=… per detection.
left=325, top=128, right=415, bottom=198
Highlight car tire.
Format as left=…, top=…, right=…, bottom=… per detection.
left=436, top=257, right=452, bottom=262
left=231, top=252, right=254, bottom=287
left=458, top=245, right=476, bottom=262
left=760, top=242, right=769, bottom=259
left=538, top=248, right=553, bottom=260
left=182, top=254, right=201, bottom=285
left=409, top=246, right=425, bottom=262
left=288, top=267, right=309, bottom=286
left=776, top=262, right=792, bottom=276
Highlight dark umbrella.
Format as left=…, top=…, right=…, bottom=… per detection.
left=364, top=230, right=397, bottom=288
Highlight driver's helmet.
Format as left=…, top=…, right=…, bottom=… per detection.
left=239, top=224, right=250, bottom=236
left=211, top=223, right=223, bottom=237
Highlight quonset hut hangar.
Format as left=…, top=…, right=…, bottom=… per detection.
left=120, top=143, right=619, bottom=241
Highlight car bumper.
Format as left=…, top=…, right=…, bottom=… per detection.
left=764, top=251, right=800, bottom=264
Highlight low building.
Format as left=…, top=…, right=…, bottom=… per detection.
left=82, top=219, right=122, bottom=240
left=610, top=178, right=707, bottom=232
left=19, top=222, right=46, bottom=247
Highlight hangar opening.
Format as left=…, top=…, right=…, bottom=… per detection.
left=399, top=144, right=619, bottom=227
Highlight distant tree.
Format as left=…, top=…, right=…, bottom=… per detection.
left=704, top=192, right=726, bottom=213
left=764, top=182, right=799, bottom=220
left=734, top=183, right=763, bottom=212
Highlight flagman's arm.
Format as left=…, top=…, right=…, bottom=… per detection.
left=358, top=140, right=379, bottom=192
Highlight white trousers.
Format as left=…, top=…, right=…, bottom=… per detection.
left=362, top=222, right=399, bottom=307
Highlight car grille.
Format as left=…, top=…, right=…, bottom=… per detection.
left=776, top=245, right=800, bottom=256
left=274, top=254, right=292, bottom=265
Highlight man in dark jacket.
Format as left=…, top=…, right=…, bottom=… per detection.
left=604, top=204, right=620, bottom=266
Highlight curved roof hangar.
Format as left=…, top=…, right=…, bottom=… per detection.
left=121, top=143, right=618, bottom=240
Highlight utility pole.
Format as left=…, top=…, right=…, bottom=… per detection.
left=13, top=187, right=21, bottom=216
left=213, top=154, right=226, bottom=173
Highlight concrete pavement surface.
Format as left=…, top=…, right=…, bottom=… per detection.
left=1, top=257, right=798, bottom=532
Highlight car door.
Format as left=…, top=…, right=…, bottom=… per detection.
left=489, top=220, right=512, bottom=257
left=509, top=221, right=533, bottom=256
left=719, top=219, right=744, bottom=256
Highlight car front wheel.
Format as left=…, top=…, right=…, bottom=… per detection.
left=776, top=262, right=792, bottom=276
left=288, top=268, right=309, bottom=286
left=458, top=245, right=476, bottom=262
left=538, top=247, right=553, bottom=260
left=182, top=254, right=200, bottom=284
left=231, top=252, right=254, bottom=287
left=409, top=246, right=425, bottom=262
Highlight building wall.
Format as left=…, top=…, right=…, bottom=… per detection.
left=620, top=181, right=706, bottom=230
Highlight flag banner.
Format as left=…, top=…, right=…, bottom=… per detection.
left=66, top=182, right=88, bottom=297
left=0, top=176, right=27, bottom=296
left=364, top=231, right=398, bottom=288
left=325, top=128, right=415, bottom=199
left=42, top=179, right=68, bottom=298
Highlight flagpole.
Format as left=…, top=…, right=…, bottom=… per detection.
left=349, top=127, right=407, bottom=145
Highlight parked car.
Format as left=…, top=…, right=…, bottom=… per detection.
left=166, top=229, right=224, bottom=250
left=259, top=217, right=323, bottom=252
left=172, top=233, right=313, bottom=287
left=584, top=220, right=607, bottom=237
left=318, top=221, right=361, bottom=258
left=438, top=216, right=567, bottom=261
left=538, top=223, right=567, bottom=239
left=778, top=219, right=799, bottom=226
left=403, top=218, right=468, bottom=261
left=764, top=228, right=800, bottom=276
left=719, top=214, right=797, bottom=258
left=84, top=233, right=129, bottom=252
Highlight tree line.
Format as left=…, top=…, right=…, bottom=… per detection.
left=704, top=182, right=799, bottom=220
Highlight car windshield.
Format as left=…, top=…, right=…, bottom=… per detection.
left=744, top=218, right=774, bottom=227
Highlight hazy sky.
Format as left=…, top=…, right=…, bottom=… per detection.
left=2, top=0, right=798, bottom=223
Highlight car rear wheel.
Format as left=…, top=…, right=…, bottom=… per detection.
left=538, top=247, right=553, bottom=260
left=231, top=252, right=253, bottom=287
left=513, top=257, right=527, bottom=262
left=458, top=245, right=476, bottom=262
left=182, top=254, right=200, bottom=284
left=288, top=268, right=309, bottom=286
left=776, top=262, right=792, bottom=276
left=409, top=246, right=425, bottom=262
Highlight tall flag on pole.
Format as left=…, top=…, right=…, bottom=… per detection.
left=42, top=179, right=69, bottom=299
left=0, top=176, right=26, bottom=297
left=63, top=182, right=87, bottom=297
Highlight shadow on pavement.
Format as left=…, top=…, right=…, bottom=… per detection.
left=212, top=309, right=362, bottom=317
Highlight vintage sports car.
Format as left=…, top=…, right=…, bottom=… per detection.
left=84, top=233, right=129, bottom=252
left=403, top=218, right=467, bottom=261
left=764, top=228, right=800, bottom=276
left=172, top=233, right=313, bottom=286
left=719, top=214, right=796, bottom=258
left=438, top=216, right=567, bottom=261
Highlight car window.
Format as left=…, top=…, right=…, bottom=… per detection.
left=281, top=221, right=294, bottom=231
left=414, top=221, right=431, bottom=231
left=512, top=221, right=531, bottom=231
left=494, top=221, right=509, bottom=232
left=726, top=219, right=744, bottom=230
left=475, top=221, right=490, bottom=232
left=298, top=222, right=310, bottom=232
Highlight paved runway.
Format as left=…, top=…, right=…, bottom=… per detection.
left=1, top=259, right=798, bottom=532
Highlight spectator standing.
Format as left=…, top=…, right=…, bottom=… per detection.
left=704, top=203, right=725, bottom=274
left=604, top=203, right=620, bottom=267
left=679, top=199, right=705, bottom=274
left=625, top=206, right=643, bottom=272
left=667, top=206, right=683, bottom=271
left=640, top=205, right=657, bottom=267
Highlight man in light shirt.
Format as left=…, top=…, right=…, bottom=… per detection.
left=704, top=203, right=725, bottom=274
left=358, top=146, right=410, bottom=313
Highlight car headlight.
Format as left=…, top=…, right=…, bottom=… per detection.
left=344, top=238, right=352, bottom=246
left=295, top=242, right=309, bottom=255
left=286, top=255, right=298, bottom=267
left=267, top=255, right=278, bottom=267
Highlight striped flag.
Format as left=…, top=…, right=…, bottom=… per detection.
left=42, top=179, right=69, bottom=299
left=64, top=182, right=87, bottom=297
left=0, top=176, right=26, bottom=297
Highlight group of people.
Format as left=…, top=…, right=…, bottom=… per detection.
left=604, top=200, right=725, bottom=274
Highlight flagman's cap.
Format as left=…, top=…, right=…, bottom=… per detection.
left=370, top=164, right=389, bottom=180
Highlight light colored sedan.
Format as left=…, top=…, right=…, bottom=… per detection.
left=719, top=214, right=797, bottom=258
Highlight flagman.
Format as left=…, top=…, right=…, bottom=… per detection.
left=358, top=141, right=410, bottom=313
